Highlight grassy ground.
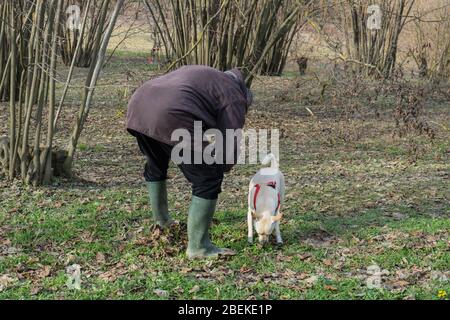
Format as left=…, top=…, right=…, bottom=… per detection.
left=0, top=52, right=449, bottom=300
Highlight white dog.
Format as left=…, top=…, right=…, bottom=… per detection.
left=248, top=154, right=285, bottom=245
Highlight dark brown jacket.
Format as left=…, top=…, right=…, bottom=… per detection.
left=126, top=65, right=249, bottom=146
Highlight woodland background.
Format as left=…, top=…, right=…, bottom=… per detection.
left=0, top=0, right=448, bottom=299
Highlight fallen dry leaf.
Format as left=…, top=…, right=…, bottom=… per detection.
left=324, top=285, right=338, bottom=291
left=392, top=212, right=407, bottom=220
left=298, top=253, right=312, bottom=261
left=154, top=289, right=169, bottom=297
left=0, top=275, right=16, bottom=292
left=99, top=271, right=117, bottom=283
left=96, top=252, right=106, bottom=264
left=240, top=266, right=252, bottom=274
left=36, top=265, right=51, bottom=279
left=189, top=285, right=200, bottom=294
left=30, top=286, right=42, bottom=295
left=180, top=267, right=193, bottom=274
left=304, top=275, right=318, bottom=285
left=391, top=280, right=410, bottom=289
left=323, top=259, right=333, bottom=266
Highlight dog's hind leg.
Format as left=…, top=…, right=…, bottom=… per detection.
left=247, top=208, right=254, bottom=244
left=275, top=222, right=283, bottom=244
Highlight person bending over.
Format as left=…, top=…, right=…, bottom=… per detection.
left=126, top=65, right=253, bottom=259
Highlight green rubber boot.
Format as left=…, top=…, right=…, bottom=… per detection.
left=147, top=181, right=173, bottom=228
left=186, top=196, right=236, bottom=259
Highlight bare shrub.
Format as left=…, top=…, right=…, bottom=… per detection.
left=143, top=0, right=315, bottom=84
left=406, top=0, right=450, bottom=81
left=393, top=84, right=435, bottom=139
left=0, top=0, right=124, bottom=185
left=311, top=0, right=415, bottom=79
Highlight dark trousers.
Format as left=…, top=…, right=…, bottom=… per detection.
left=131, top=131, right=224, bottom=200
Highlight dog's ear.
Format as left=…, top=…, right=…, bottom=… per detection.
left=251, top=211, right=257, bottom=219
left=272, top=212, right=283, bottom=222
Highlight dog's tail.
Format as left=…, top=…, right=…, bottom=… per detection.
left=262, top=153, right=279, bottom=169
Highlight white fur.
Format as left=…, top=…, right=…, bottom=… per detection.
left=248, top=154, right=285, bottom=245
